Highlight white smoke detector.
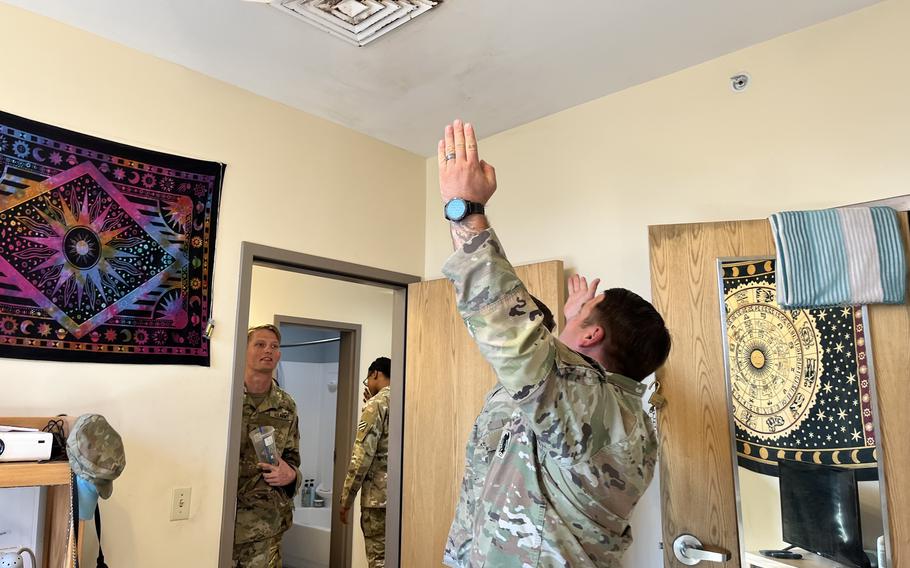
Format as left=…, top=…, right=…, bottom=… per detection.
left=247, top=0, right=441, bottom=47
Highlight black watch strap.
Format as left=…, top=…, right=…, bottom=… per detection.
left=464, top=200, right=485, bottom=218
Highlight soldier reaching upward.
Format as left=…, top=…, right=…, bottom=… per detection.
left=340, top=357, right=392, bottom=568
left=437, top=120, right=672, bottom=567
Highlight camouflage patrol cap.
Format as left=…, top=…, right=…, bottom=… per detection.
left=66, top=414, right=126, bottom=499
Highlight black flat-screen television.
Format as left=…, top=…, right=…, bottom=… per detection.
left=779, top=459, right=870, bottom=568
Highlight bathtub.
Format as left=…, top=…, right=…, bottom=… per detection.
left=282, top=506, right=332, bottom=568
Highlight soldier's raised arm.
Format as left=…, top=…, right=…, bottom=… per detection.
left=438, top=120, right=608, bottom=462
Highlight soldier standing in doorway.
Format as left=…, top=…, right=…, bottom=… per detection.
left=234, top=324, right=301, bottom=568
left=340, top=356, right=392, bottom=568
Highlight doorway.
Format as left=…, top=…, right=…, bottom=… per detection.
left=219, top=242, right=419, bottom=568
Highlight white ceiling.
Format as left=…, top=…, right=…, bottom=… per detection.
left=3, top=0, right=880, bottom=156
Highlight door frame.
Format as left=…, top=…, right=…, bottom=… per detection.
left=272, top=315, right=362, bottom=568
left=218, top=241, right=420, bottom=568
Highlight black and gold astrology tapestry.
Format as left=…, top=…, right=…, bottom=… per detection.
left=0, top=111, right=223, bottom=365
left=720, top=258, right=878, bottom=480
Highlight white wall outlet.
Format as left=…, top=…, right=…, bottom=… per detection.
left=170, top=487, right=191, bottom=521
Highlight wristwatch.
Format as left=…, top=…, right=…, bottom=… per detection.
left=444, top=198, right=485, bottom=222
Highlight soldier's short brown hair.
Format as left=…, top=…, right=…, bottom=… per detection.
left=584, top=288, right=671, bottom=381
left=247, top=324, right=281, bottom=344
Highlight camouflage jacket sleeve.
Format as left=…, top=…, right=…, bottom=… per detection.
left=282, top=412, right=302, bottom=497
left=340, top=396, right=384, bottom=508
left=442, top=228, right=619, bottom=465
left=442, top=228, right=556, bottom=399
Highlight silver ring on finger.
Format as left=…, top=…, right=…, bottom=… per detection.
left=445, top=152, right=456, bottom=161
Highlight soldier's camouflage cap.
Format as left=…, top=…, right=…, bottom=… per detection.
left=66, top=414, right=126, bottom=499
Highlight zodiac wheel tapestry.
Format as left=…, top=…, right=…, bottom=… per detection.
left=719, top=258, right=878, bottom=480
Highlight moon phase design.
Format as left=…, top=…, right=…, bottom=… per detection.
left=20, top=319, right=34, bottom=334
left=119, top=329, right=132, bottom=342
left=128, top=171, right=141, bottom=184
left=32, top=147, right=46, bottom=162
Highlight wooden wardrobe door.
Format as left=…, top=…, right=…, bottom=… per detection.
left=649, top=218, right=909, bottom=567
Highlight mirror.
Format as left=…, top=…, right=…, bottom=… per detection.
left=718, top=257, right=889, bottom=568
left=246, top=262, right=396, bottom=568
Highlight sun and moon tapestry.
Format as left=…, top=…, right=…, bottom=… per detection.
left=719, top=258, right=878, bottom=480
left=0, top=111, right=223, bottom=365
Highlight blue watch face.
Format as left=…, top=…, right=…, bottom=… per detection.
left=445, top=198, right=468, bottom=220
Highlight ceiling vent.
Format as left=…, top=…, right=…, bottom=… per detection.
left=264, top=0, right=440, bottom=47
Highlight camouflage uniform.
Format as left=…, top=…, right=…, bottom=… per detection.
left=441, top=229, right=658, bottom=568
left=341, top=385, right=390, bottom=568
left=233, top=381, right=302, bottom=568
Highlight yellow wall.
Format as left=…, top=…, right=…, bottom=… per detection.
left=424, top=0, right=908, bottom=565
left=249, top=265, right=395, bottom=568
left=0, top=3, right=424, bottom=566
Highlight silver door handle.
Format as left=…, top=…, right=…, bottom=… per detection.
left=672, top=534, right=731, bottom=565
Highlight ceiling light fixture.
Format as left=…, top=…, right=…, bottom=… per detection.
left=248, top=0, right=441, bottom=47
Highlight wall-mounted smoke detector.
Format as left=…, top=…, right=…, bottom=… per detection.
left=250, top=0, right=441, bottom=47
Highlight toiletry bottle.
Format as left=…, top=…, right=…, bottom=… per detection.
left=301, top=480, right=311, bottom=507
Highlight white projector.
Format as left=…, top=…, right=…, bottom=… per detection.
left=0, top=431, right=53, bottom=462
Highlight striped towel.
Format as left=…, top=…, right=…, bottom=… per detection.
left=769, top=207, right=906, bottom=308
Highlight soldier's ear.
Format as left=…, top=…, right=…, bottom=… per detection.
left=578, top=325, right=604, bottom=348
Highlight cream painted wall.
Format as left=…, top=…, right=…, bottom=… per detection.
left=0, top=3, right=423, bottom=567
left=424, top=1, right=908, bottom=566
left=250, top=265, right=396, bottom=568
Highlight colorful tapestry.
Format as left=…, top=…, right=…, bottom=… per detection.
left=719, top=258, right=879, bottom=481
left=0, top=111, right=223, bottom=365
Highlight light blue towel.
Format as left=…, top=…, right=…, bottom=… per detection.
left=769, top=207, right=906, bottom=308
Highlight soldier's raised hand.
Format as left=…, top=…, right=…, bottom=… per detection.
left=438, top=120, right=496, bottom=206
left=565, top=274, right=601, bottom=322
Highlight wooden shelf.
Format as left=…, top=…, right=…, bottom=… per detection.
left=0, top=461, right=71, bottom=488
left=1, top=417, right=82, bottom=568
left=746, top=550, right=854, bottom=568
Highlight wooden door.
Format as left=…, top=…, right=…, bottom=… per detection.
left=401, top=261, right=564, bottom=567
left=649, top=219, right=910, bottom=567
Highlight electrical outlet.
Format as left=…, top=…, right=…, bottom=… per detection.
left=170, top=487, right=191, bottom=521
